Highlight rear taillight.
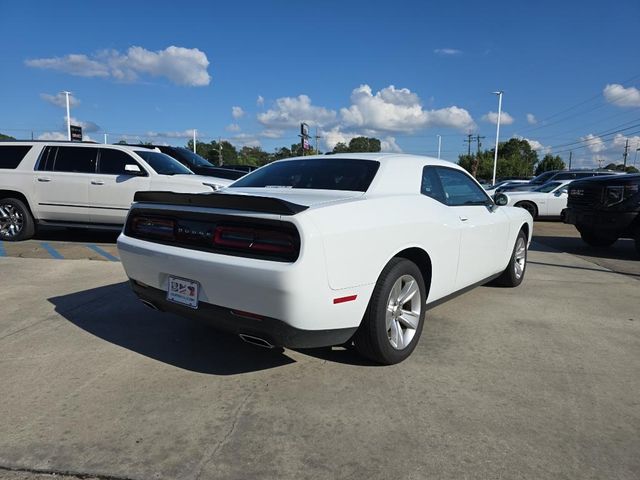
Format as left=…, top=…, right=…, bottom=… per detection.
left=213, top=226, right=295, bottom=254
left=131, top=216, right=176, bottom=240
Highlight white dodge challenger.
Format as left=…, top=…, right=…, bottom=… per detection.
left=117, top=154, right=533, bottom=364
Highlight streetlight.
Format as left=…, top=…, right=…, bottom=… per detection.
left=491, top=90, right=503, bottom=185
left=61, top=91, right=72, bottom=141
left=437, top=134, right=442, bottom=159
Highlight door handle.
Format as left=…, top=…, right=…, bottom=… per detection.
left=91, top=180, right=104, bottom=185
left=459, top=216, right=469, bottom=222
left=37, top=177, right=51, bottom=182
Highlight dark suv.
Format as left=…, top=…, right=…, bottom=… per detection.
left=564, top=174, right=640, bottom=254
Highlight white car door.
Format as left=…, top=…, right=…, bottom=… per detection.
left=33, top=146, right=94, bottom=222
left=434, top=167, right=509, bottom=290
left=546, top=185, right=569, bottom=216
left=88, top=148, right=151, bottom=225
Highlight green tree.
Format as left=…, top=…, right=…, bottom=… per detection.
left=458, top=138, right=539, bottom=181
left=535, top=154, right=566, bottom=175
left=0, top=133, right=16, bottom=141
left=348, top=136, right=381, bottom=152
left=332, top=142, right=349, bottom=153
left=238, top=146, right=271, bottom=166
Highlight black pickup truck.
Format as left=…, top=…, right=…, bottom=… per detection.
left=564, top=174, right=640, bottom=254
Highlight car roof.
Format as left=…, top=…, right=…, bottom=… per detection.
left=275, top=152, right=463, bottom=168
left=0, top=141, right=152, bottom=153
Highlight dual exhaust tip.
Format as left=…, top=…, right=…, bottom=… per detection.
left=137, top=298, right=275, bottom=349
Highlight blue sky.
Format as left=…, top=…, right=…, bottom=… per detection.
left=1, top=0, right=639, bottom=167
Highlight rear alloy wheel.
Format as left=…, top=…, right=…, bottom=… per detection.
left=354, top=258, right=426, bottom=365
left=0, top=198, right=35, bottom=241
left=515, top=201, right=538, bottom=219
left=579, top=229, right=617, bottom=247
left=494, top=229, right=528, bottom=287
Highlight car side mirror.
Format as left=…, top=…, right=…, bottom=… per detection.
left=494, top=193, right=509, bottom=206
left=124, top=164, right=143, bottom=175
left=554, top=189, right=568, bottom=197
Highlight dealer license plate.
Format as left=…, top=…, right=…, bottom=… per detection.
left=167, top=276, right=199, bottom=309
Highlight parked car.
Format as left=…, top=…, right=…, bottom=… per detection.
left=500, top=180, right=573, bottom=219
left=564, top=173, right=640, bottom=254
left=117, top=154, right=533, bottom=364
left=0, top=141, right=233, bottom=241
left=217, top=164, right=259, bottom=173
left=484, top=179, right=530, bottom=195
left=498, top=170, right=619, bottom=193
left=121, top=144, right=247, bottom=181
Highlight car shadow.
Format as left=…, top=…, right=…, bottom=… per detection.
left=531, top=235, right=638, bottom=262
left=48, top=282, right=297, bottom=375
left=35, top=226, right=120, bottom=244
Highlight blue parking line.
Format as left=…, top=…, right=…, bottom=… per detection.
left=87, top=244, right=119, bottom=262
left=40, top=242, right=64, bottom=259
left=0, top=241, right=5, bottom=257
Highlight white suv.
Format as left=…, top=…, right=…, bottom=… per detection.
left=0, top=141, right=232, bottom=241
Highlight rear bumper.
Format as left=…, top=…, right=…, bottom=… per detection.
left=131, top=281, right=357, bottom=348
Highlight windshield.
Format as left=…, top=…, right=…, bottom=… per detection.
left=171, top=147, right=214, bottom=167
left=531, top=171, right=557, bottom=184
left=230, top=158, right=380, bottom=192
left=135, top=151, right=193, bottom=175
left=535, top=181, right=562, bottom=193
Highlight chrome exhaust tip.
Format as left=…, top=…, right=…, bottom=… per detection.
left=239, top=333, right=275, bottom=349
left=139, top=299, right=160, bottom=311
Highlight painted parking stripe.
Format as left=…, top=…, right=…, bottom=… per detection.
left=0, top=241, right=5, bottom=257
left=40, top=242, right=64, bottom=259
left=87, top=244, right=119, bottom=262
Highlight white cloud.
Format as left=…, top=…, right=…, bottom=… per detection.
left=41, top=92, right=80, bottom=108
left=603, top=84, right=640, bottom=107
left=482, top=110, right=514, bottom=125
left=65, top=116, right=100, bottom=133
left=231, top=133, right=261, bottom=147
left=256, top=95, right=265, bottom=107
left=145, top=129, right=195, bottom=139
left=381, top=136, right=402, bottom=153
left=226, top=123, right=241, bottom=132
left=516, top=136, right=550, bottom=154
left=340, top=84, right=475, bottom=133
left=26, top=46, right=211, bottom=86
left=581, top=133, right=606, bottom=153
left=526, top=113, right=537, bottom=125
left=257, top=94, right=337, bottom=128
left=434, top=48, right=462, bottom=56
left=231, top=106, right=245, bottom=119
left=321, top=127, right=355, bottom=150
left=37, top=131, right=68, bottom=141
left=261, top=129, right=284, bottom=139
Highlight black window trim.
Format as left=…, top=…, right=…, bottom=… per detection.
left=96, top=148, right=149, bottom=177
left=421, top=165, right=494, bottom=207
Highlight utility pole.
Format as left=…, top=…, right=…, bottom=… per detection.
left=314, top=128, right=322, bottom=154
left=464, top=133, right=473, bottom=156
left=62, top=91, right=72, bottom=141
left=217, top=137, right=223, bottom=166
left=475, top=134, right=485, bottom=155
left=193, top=129, right=197, bottom=153
left=568, top=151, right=572, bottom=170
left=437, top=134, right=442, bottom=159
left=622, top=139, right=629, bottom=168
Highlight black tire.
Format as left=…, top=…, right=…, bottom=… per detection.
left=354, top=258, right=427, bottom=365
left=494, top=229, right=528, bottom=287
left=514, top=201, right=538, bottom=219
left=578, top=229, right=617, bottom=247
left=0, top=198, right=35, bottom=241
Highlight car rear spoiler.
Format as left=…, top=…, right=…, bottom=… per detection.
left=133, top=191, right=309, bottom=216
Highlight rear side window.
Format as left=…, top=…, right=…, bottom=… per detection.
left=436, top=167, right=490, bottom=206
left=230, top=158, right=380, bottom=192
left=420, top=166, right=446, bottom=203
left=0, top=145, right=32, bottom=169
left=53, top=147, right=96, bottom=173
left=98, top=149, right=143, bottom=175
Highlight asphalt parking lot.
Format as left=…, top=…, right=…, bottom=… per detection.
left=1, top=222, right=639, bottom=480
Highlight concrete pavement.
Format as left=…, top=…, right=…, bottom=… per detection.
left=0, top=244, right=639, bottom=479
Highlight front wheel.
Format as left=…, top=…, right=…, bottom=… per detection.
left=494, top=229, right=528, bottom=287
left=0, top=198, right=35, bottom=241
left=514, top=201, right=538, bottom=219
left=354, top=258, right=426, bottom=365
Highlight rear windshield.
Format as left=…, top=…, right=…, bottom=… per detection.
left=0, top=145, right=32, bottom=169
left=535, top=181, right=562, bottom=193
left=135, top=150, right=193, bottom=175
left=229, top=158, right=380, bottom=192
left=163, top=147, right=213, bottom=167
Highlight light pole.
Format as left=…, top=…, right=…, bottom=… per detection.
left=62, top=91, right=72, bottom=141
left=193, top=129, right=197, bottom=153
left=491, top=90, right=503, bottom=185
left=635, top=147, right=640, bottom=167
left=437, top=134, right=442, bottom=159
